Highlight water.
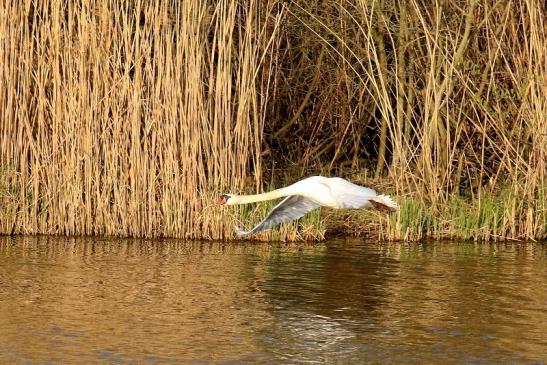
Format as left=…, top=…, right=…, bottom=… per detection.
left=0, top=236, right=546, bottom=364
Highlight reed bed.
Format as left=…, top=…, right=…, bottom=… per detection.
left=265, top=0, right=546, bottom=241
left=0, top=0, right=545, bottom=241
left=0, top=0, right=283, bottom=239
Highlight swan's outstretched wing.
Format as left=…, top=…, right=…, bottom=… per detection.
left=325, top=177, right=377, bottom=209
left=235, top=195, right=321, bottom=235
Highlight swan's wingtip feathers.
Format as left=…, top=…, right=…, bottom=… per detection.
left=234, top=226, right=250, bottom=236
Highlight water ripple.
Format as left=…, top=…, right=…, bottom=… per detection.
left=0, top=236, right=546, bottom=364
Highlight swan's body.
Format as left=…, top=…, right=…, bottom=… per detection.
left=216, top=176, right=398, bottom=235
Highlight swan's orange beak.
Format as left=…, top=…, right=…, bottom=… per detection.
left=216, top=196, right=227, bottom=205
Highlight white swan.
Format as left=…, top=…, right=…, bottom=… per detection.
left=216, top=176, right=398, bottom=235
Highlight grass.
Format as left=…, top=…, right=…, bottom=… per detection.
left=375, top=183, right=546, bottom=242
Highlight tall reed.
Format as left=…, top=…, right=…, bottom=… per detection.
left=0, top=0, right=283, bottom=239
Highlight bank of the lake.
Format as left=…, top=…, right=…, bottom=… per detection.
left=1, top=0, right=544, bottom=241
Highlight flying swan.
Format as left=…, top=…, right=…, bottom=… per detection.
left=216, top=176, right=398, bottom=235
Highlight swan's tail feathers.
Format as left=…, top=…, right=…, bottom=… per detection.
left=369, top=194, right=399, bottom=213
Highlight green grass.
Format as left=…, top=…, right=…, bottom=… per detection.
left=364, top=185, right=545, bottom=242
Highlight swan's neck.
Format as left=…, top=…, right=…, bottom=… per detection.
left=229, top=188, right=289, bottom=205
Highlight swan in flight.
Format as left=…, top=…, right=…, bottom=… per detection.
left=216, top=176, right=398, bottom=235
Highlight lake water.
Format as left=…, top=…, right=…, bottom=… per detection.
left=0, top=236, right=546, bottom=364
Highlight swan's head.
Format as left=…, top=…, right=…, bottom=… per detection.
left=216, top=194, right=233, bottom=205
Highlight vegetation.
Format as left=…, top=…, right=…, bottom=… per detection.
left=0, top=0, right=545, bottom=241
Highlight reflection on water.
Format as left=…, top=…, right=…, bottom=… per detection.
left=0, top=236, right=546, bottom=364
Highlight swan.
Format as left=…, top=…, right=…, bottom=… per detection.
left=216, top=176, right=398, bottom=235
